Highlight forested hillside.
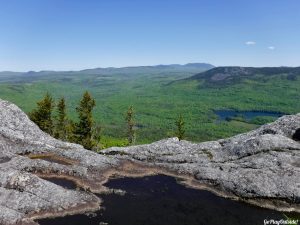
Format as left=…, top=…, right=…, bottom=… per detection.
left=1, top=65, right=299, bottom=144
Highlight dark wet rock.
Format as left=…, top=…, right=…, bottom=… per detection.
left=0, top=98, right=299, bottom=224
left=293, top=128, right=300, bottom=141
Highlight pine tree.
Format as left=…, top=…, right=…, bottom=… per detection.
left=126, top=105, right=136, bottom=145
left=54, top=97, right=68, bottom=140
left=91, top=123, right=102, bottom=150
left=65, top=119, right=76, bottom=142
left=29, top=93, right=54, bottom=135
left=74, top=91, right=96, bottom=150
left=175, top=114, right=185, bottom=141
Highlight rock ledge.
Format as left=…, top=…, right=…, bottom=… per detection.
left=0, top=99, right=299, bottom=224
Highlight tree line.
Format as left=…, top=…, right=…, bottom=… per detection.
left=29, top=91, right=185, bottom=151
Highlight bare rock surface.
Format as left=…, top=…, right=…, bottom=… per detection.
left=0, top=99, right=299, bottom=224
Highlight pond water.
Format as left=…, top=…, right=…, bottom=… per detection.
left=214, top=110, right=285, bottom=122
left=37, top=175, right=299, bottom=225
left=42, top=177, right=78, bottom=189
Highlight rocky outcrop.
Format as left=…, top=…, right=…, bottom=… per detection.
left=0, top=99, right=299, bottom=224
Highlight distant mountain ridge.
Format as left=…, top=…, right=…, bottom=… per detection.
left=0, top=63, right=214, bottom=83
left=0, top=63, right=214, bottom=75
left=187, top=66, right=300, bottom=86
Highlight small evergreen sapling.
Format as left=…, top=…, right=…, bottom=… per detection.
left=175, top=114, right=185, bottom=141
left=126, top=105, right=136, bottom=145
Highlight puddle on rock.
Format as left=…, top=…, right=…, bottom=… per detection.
left=37, top=175, right=300, bottom=225
left=42, top=177, right=78, bottom=190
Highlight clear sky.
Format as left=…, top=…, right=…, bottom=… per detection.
left=0, top=0, right=299, bottom=71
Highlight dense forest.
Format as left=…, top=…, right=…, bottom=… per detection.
left=29, top=91, right=186, bottom=150
left=1, top=65, right=299, bottom=145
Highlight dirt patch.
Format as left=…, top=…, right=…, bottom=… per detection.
left=24, top=153, right=79, bottom=166
left=28, top=197, right=101, bottom=223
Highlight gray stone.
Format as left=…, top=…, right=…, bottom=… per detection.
left=0, top=98, right=299, bottom=224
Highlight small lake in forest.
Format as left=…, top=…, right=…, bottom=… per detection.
left=37, top=175, right=299, bottom=225
left=214, top=110, right=286, bottom=122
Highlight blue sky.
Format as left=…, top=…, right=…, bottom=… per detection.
left=0, top=0, right=299, bottom=71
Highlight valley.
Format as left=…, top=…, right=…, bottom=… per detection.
left=0, top=64, right=299, bottom=145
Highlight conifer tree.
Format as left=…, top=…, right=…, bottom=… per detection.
left=74, top=91, right=96, bottom=150
left=175, top=114, right=185, bottom=141
left=54, top=97, right=68, bottom=140
left=91, top=123, right=102, bottom=150
left=65, top=120, right=76, bottom=142
left=29, top=93, right=54, bottom=135
left=126, top=105, right=136, bottom=145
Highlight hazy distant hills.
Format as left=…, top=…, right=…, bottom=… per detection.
left=0, top=63, right=299, bottom=144
left=186, top=66, right=300, bottom=86
left=0, top=63, right=214, bottom=83
left=9, top=64, right=300, bottom=86
left=0, top=71, right=23, bottom=78
left=76, top=63, right=215, bottom=77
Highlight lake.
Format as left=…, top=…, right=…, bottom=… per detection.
left=214, top=110, right=285, bottom=122
left=37, top=175, right=298, bottom=225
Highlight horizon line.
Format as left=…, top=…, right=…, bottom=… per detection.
left=1, top=63, right=300, bottom=73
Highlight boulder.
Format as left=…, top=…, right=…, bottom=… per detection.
left=0, top=99, right=299, bottom=224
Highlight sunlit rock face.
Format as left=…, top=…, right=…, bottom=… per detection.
left=0, top=98, right=299, bottom=224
